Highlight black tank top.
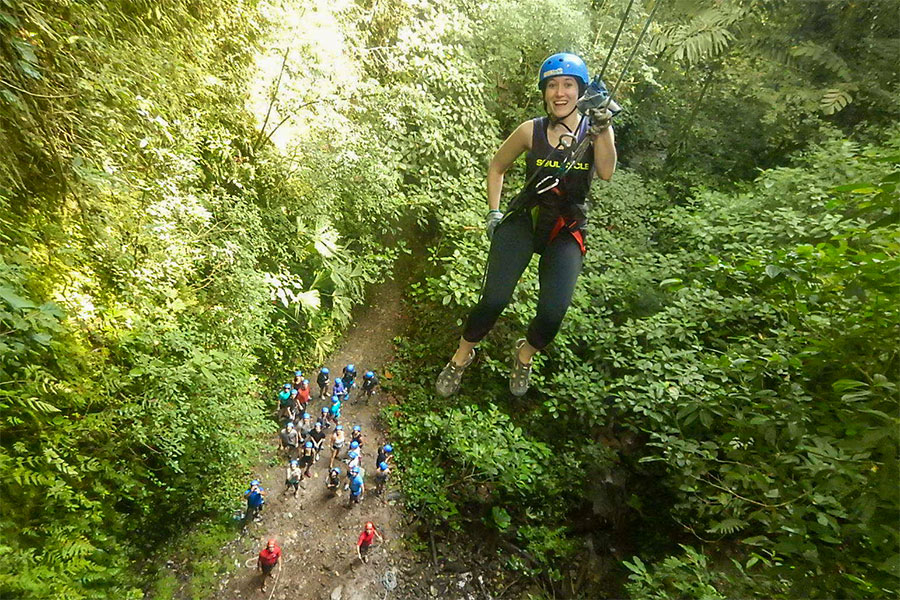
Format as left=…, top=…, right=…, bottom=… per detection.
left=525, top=116, right=594, bottom=217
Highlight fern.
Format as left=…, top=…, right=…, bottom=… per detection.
left=820, top=88, right=853, bottom=115
left=707, top=517, right=748, bottom=535
left=651, top=6, right=744, bottom=65
left=790, top=41, right=852, bottom=80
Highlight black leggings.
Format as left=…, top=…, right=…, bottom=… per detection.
left=462, top=211, right=583, bottom=350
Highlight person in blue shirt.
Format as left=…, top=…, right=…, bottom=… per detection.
left=243, top=479, right=266, bottom=522
left=276, top=385, right=292, bottom=421
left=329, top=396, right=342, bottom=426
left=347, top=466, right=365, bottom=507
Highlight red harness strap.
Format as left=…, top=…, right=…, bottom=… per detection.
left=548, top=216, right=586, bottom=256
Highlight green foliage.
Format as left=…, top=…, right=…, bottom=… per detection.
left=624, top=545, right=727, bottom=600
left=0, top=0, right=410, bottom=597
left=392, top=125, right=899, bottom=596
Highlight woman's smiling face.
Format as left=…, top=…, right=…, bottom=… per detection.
left=544, top=76, right=580, bottom=118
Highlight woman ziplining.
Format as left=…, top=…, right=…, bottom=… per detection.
left=435, top=52, right=617, bottom=398
left=435, top=0, right=661, bottom=398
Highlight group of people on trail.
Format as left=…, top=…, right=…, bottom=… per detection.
left=244, top=365, right=390, bottom=592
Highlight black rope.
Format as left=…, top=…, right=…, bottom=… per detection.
left=607, top=0, right=662, bottom=101
left=597, top=0, right=637, bottom=83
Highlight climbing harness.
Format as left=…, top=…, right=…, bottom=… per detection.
left=504, top=0, right=662, bottom=218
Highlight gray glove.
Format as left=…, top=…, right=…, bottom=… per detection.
left=588, top=107, right=613, bottom=136
left=485, top=210, right=503, bottom=240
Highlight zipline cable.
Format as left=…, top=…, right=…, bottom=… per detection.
left=597, top=0, right=638, bottom=84
left=606, top=0, right=662, bottom=103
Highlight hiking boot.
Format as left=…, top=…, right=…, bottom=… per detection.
left=435, top=349, right=475, bottom=397
left=509, top=338, right=532, bottom=397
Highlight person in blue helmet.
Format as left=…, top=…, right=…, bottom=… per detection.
left=243, top=479, right=266, bottom=522
left=347, top=439, right=360, bottom=461
left=374, top=461, right=390, bottom=496
left=361, top=370, right=378, bottom=402
left=279, top=420, right=300, bottom=460
left=316, top=367, right=331, bottom=399
left=285, top=459, right=303, bottom=498
left=332, top=377, right=346, bottom=404
left=308, top=421, right=326, bottom=462
left=347, top=466, right=365, bottom=507
left=276, top=385, right=293, bottom=421
left=436, top=52, right=616, bottom=398
left=329, top=395, right=342, bottom=426
left=350, top=424, right=364, bottom=449
left=376, top=443, right=393, bottom=471
left=299, top=441, right=316, bottom=478
left=342, top=364, right=357, bottom=399
left=329, top=424, right=346, bottom=470
left=325, top=466, right=342, bottom=496
left=296, top=378, right=311, bottom=413
left=345, top=449, right=361, bottom=475
left=318, top=406, right=331, bottom=431
left=298, top=412, right=313, bottom=439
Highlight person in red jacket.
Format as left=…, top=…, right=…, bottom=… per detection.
left=356, top=521, right=384, bottom=564
left=257, top=538, right=282, bottom=592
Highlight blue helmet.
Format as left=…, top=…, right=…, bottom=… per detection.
left=538, top=53, right=589, bottom=90
left=335, top=377, right=343, bottom=385
left=290, top=459, right=299, bottom=466
left=294, top=370, right=302, bottom=377
left=302, top=412, right=310, bottom=419
left=348, top=451, right=358, bottom=459
left=350, top=441, right=359, bottom=449
left=321, top=367, right=329, bottom=375
left=336, top=425, right=344, bottom=430
left=251, top=479, right=260, bottom=486
left=302, top=379, right=309, bottom=385
left=351, top=466, right=360, bottom=474
left=364, top=370, right=374, bottom=379
left=305, top=441, right=313, bottom=448
left=286, top=422, right=294, bottom=429
left=283, top=383, right=291, bottom=389
left=321, top=406, right=329, bottom=414
left=353, top=425, right=361, bottom=432
left=290, top=388, right=298, bottom=396
left=332, top=467, right=341, bottom=475
left=383, top=444, right=393, bottom=453
left=346, top=364, right=355, bottom=372
left=379, top=462, right=389, bottom=471
left=331, top=396, right=340, bottom=404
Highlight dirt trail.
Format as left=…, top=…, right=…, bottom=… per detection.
left=216, top=280, right=410, bottom=600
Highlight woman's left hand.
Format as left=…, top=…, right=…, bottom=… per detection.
left=588, top=107, right=613, bottom=136
left=485, top=210, right=503, bottom=240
